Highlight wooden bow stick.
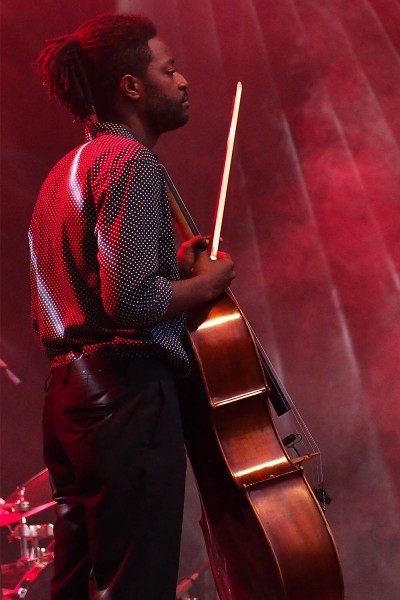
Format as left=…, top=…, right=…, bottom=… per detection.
left=210, top=81, right=242, bottom=260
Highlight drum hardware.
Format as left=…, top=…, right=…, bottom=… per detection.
left=1, top=470, right=56, bottom=529
left=10, top=522, right=54, bottom=563
left=2, top=470, right=213, bottom=598
left=1, top=471, right=55, bottom=599
left=1, top=487, right=54, bottom=565
left=0, top=489, right=31, bottom=529
left=176, top=560, right=210, bottom=600
left=1, top=555, right=54, bottom=599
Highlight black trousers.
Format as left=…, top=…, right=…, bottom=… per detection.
left=43, top=355, right=187, bottom=600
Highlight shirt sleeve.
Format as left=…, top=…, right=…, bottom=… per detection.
left=94, top=148, right=173, bottom=327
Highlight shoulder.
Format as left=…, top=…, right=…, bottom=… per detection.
left=87, top=135, right=155, bottom=163
left=86, top=136, right=161, bottom=183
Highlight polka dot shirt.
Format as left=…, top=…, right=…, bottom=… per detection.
left=29, top=122, right=190, bottom=375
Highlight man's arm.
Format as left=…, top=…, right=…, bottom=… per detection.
left=166, top=247, right=235, bottom=317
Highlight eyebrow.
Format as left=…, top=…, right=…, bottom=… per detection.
left=158, top=58, right=175, bottom=71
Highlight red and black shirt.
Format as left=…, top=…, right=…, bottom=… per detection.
left=29, top=122, right=189, bottom=374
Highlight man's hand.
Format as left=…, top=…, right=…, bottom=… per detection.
left=191, top=249, right=236, bottom=299
left=177, top=235, right=209, bottom=278
left=166, top=242, right=236, bottom=318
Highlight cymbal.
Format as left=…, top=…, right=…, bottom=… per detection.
left=0, top=469, right=56, bottom=527
left=0, top=508, right=24, bottom=527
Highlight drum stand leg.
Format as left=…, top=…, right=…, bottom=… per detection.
left=18, top=516, right=31, bottom=564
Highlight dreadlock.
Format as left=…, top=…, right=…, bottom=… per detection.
left=35, top=14, right=157, bottom=121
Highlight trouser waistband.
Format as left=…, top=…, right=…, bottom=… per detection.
left=46, top=355, right=172, bottom=389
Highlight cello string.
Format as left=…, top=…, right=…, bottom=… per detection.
left=243, top=318, right=326, bottom=493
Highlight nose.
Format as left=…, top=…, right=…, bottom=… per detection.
left=176, top=72, right=188, bottom=89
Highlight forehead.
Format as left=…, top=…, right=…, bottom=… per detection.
left=147, top=36, right=174, bottom=66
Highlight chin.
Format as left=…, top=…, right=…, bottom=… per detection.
left=160, top=115, right=189, bottom=134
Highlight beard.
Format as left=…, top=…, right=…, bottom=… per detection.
left=143, top=82, right=189, bottom=136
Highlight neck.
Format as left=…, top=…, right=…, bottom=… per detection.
left=107, top=112, right=159, bottom=149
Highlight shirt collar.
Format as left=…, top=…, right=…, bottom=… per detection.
left=84, top=121, right=140, bottom=144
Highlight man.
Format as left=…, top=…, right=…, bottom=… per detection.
left=30, top=13, right=235, bottom=600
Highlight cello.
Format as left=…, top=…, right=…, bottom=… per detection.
left=162, top=86, right=344, bottom=599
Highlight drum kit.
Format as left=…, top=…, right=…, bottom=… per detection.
left=1, top=470, right=211, bottom=599
left=0, top=469, right=55, bottom=599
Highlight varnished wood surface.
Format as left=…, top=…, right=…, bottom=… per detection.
left=180, top=291, right=344, bottom=599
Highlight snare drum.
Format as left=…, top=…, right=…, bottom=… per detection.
left=1, top=556, right=53, bottom=599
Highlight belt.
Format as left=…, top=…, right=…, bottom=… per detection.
left=45, top=355, right=172, bottom=390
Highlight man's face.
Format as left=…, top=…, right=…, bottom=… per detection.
left=142, top=37, right=189, bottom=135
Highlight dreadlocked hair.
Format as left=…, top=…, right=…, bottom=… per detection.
left=35, top=14, right=157, bottom=121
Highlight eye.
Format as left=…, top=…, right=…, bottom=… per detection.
left=167, top=70, right=176, bottom=77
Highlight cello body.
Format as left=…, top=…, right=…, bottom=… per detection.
left=179, top=290, right=344, bottom=599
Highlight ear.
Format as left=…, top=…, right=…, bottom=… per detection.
left=119, top=74, right=143, bottom=101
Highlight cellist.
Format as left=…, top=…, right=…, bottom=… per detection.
left=30, top=13, right=235, bottom=600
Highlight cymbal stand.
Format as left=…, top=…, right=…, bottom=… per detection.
left=11, top=487, right=32, bottom=563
